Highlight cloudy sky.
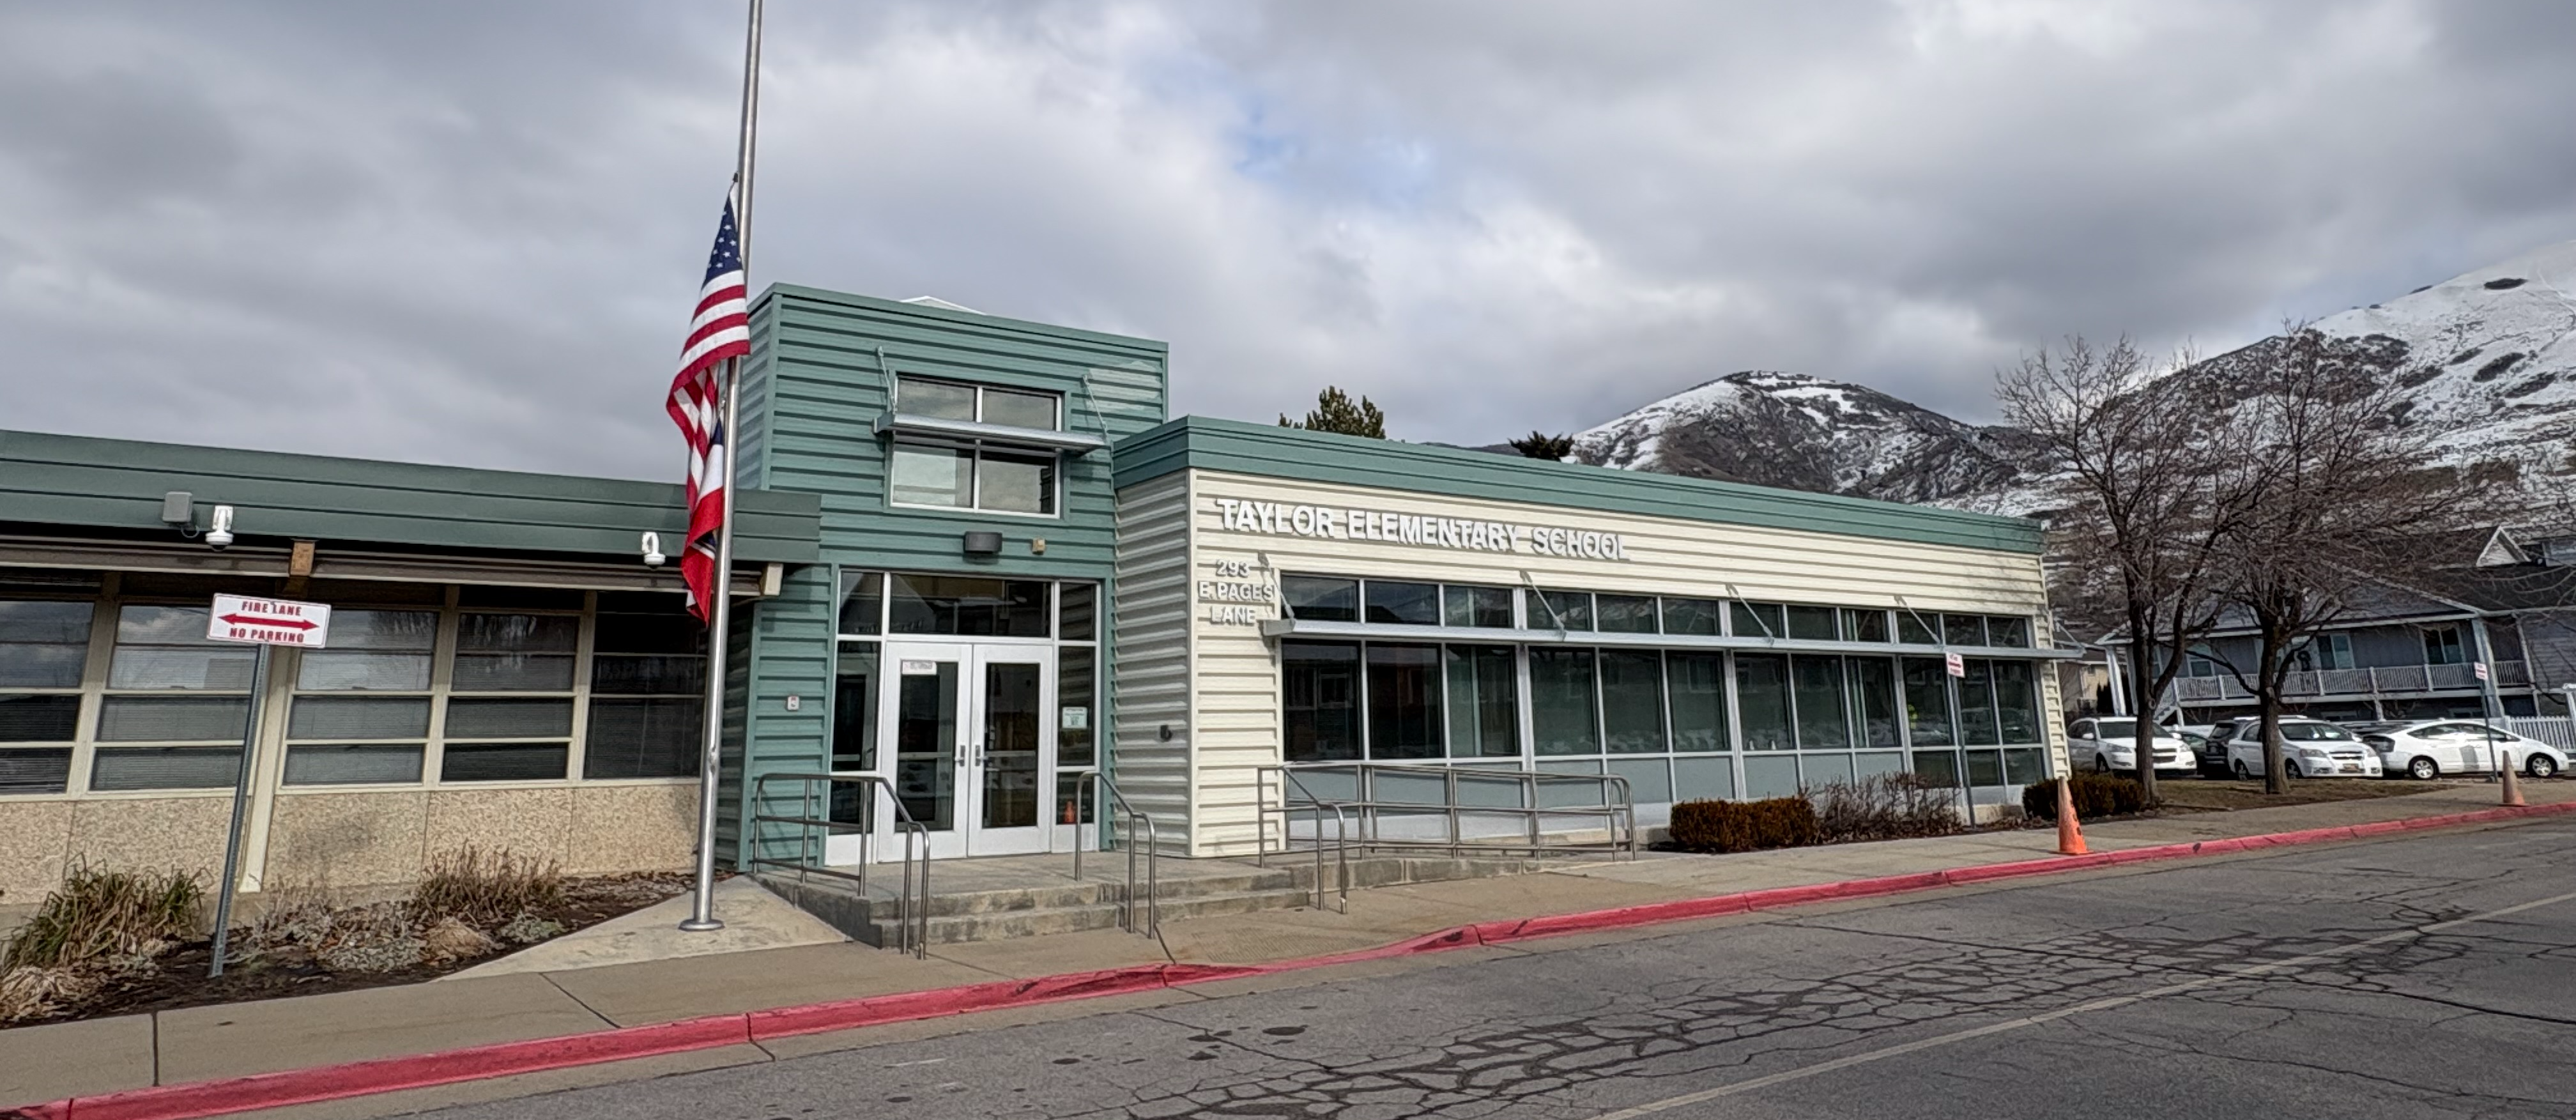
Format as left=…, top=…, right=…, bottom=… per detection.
left=6, top=1, right=2575, bottom=480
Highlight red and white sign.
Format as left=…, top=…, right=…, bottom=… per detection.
left=2474, top=661, right=2490, bottom=682
left=1945, top=652, right=1965, bottom=678
left=206, top=594, right=332, bottom=648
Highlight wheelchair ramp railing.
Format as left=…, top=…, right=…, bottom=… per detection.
left=1068, top=768, right=1160, bottom=937
left=1255, top=762, right=1638, bottom=910
left=747, top=771, right=930, bottom=958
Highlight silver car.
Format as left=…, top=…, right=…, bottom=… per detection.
left=2352, top=719, right=2565, bottom=780
left=2067, top=717, right=2196, bottom=776
left=2224, top=718, right=2383, bottom=779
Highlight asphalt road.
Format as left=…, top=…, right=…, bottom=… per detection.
left=417, top=822, right=2576, bottom=1119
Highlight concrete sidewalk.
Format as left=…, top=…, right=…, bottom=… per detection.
left=6, top=781, right=2570, bottom=1112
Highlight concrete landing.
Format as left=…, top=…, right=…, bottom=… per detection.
left=445, top=877, right=845, bottom=980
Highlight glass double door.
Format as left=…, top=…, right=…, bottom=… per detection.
left=859, top=641, right=1055, bottom=860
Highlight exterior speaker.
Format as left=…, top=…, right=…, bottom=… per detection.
left=962, top=531, right=1003, bottom=556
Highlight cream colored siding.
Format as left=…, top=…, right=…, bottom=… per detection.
left=1109, top=473, right=1195, bottom=852
left=1151, top=468, right=2059, bottom=856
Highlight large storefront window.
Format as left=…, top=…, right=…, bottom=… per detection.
left=1267, top=574, right=2061, bottom=810
left=581, top=599, right=707, bottom=780
left=284, top=608, right=437, bottom=786
left=95, top=604, right=256, bottom=791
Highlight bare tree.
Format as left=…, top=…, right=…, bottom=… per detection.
left=1998, top=337, right=2259, bottom=802
left=2214, top=326, right=2503, bottom=793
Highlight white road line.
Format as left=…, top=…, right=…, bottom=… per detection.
left=1581, top=887, right=2576, bottom=1120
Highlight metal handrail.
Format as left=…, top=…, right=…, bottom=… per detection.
left=747, top=771, right=930, bottom=958
left=1255, top=762, right=1638, bottom=908
left=1069, top=769, right=1160, bottom=936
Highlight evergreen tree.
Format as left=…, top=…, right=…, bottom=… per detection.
left=1508, top=431, right=1574, bottom=460
left=1278, top=387, right=1387, bottom=438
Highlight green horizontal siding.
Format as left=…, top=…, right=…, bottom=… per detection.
left=1111, top=417, right=2044, bottom=555
left=0, top=428, right=822, bottom=564
left=728, top=286, right=1169, bottom=866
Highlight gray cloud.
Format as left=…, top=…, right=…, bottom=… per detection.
left=3, top=0, right=2573, bottom=481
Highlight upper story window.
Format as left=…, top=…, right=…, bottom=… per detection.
left=2423, top=625, right=2465, bottom=666
left=889, top=378, right=1064, bottom=517
left=898, top=376, right=1060, bottom=431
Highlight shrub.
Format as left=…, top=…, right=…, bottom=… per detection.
left=1667, top=797, right=1820, bottom=853
left=2023, top=774, right=2147, bottom=821
left=1813, top=773, right=1966, bottom=843
left=412, top=847, right=562, bottom=930
left=1, top=866, right=202, bottom=971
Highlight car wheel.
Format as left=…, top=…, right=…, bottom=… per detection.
left=2285, top=761, right=2303, bottom=779
left=2094, top=754, right=2112, bottom=774
left=2529, top=754, right=2559, bottom=779
left=2407, top=756, right=2439, bottom=781
left=2232, top=759, right=2251, bottom=779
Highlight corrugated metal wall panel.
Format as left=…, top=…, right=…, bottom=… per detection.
left=731, top=286, right=1169, bottom=864
left=1109, top=474, right=1195, bottom=853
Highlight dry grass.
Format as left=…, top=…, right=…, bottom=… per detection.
left=411, top=847, right=563, bottom=930
left=2157, top=778, right=2451, bottom=812
left=0, top=866, right=202, bottom=972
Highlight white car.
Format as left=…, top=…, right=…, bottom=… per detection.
left=2351, top=720, right=2566, bottom=780
left=2067, top=717, right=2197, bottom=776
left=2224, top=718, right=2383, bottom=779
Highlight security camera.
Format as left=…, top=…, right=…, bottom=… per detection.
left=640, top=531, right=666, bottom=567
left=205, top=505, right=235, bottom=550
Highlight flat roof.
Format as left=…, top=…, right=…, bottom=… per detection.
left=0, top=429, right=821, bottom=564
left=1112, top=416, right=2044, bottom=555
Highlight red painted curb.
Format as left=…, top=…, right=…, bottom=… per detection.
left=17, top=797, right=2573, bottom=1120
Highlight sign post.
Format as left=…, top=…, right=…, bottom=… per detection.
left=203, top=595, right=331, bottom=978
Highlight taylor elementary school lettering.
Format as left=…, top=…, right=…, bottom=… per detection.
left=1213, top=497, right=1633, bottom=561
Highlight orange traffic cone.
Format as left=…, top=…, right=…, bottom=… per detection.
left=2055, top=778, right=2089, bottom=856
left=2502, top=752, right=2526, bottom=807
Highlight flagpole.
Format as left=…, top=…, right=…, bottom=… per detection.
left=682, top=0, right=763, bottom=934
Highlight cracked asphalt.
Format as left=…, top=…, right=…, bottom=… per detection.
left=415, top=822, right=2576, bottom=1119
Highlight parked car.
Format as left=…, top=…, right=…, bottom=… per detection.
left=2067, top=717, right=2197, bottom=777
left=2190, top=719, right=2242, bottom=777
left=2350, top=719, right=2565, bottom=780
left=2223, top=718, right=2383, bottom=778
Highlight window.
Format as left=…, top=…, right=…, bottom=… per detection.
left=1902, top=657, right=1954, bottom=746
left=1849, top=657, right=1900, bottom=748
left=1986, top=616, right=2031, bottom=648
left=1282, top=576, right=1358, bottom=622
left=1957, top=660, right=2002, bottom=746
left=1843, top=610, right=1890, bottom=643
left=1445, top=645, right=1518, bottom=758
left=1529, top=648, right=1600, bottom=755
left=2315, top=633, right=2354, bottom=670
left=1791, top=656, right=1850, bottom=748
left=1597, top=595, right=1659, bottom=634
left=1363, top=582, right=1439, bottom=626
left=1283, top=641, right=1360, bottom=762
left=1943, top=614, right=1988, bottom=647
left=283, top=610, right=438, bottom=786
left=1897, top=610, right=1939, bottom=646
left=1443, top=585, right=1514, bottom=629
left=1786, top=606, right=1838, bottom=642
left=1736, top=654, right=1792, bottom=750
left=1662, top=597, right=1723, bottom=637
left=888, top=575, right=1049, bottom=637
left=889, top=377, right=1064, bottom=516
left=1365, top=644, right=1441, bottom=759
left=1731, top=601, right=1784, bottom=640
left=1531, top=590, right=1593, bottom=631
left=582, top=606, right=707, bottom=779
left=2423, top=625, right=2465, bottom=665
left=1, top=599, right=91, bottom=794
left=889, top=442, right=1058, bottom=515
left=898, top=376, right=1061, bottom=431
left=1665, top=652, right=1728, bottom=752
left=838, top=572, right=884, bottom=636
left=93, top=604, right=255, bottom=791
left=440, top=611, right=578, bottom=781
left=1600, top=650, right=1666, bottom=753
left=1991, top=661, right=2039, bottom=743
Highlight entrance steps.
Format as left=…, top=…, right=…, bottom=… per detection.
left=758, top=851, right=1548, bottom=947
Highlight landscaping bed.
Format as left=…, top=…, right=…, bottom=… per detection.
left=1, top=852, right=694, bottom=1029
left=2153, top=777, right=2460, bottom=812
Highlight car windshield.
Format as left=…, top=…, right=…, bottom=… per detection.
left=2096, top=719, right=2137, bottom=737
left=2282, top=723, right=2352, bottom=741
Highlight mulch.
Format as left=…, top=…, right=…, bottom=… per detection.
left=7, top=871, right=698, bottom=1028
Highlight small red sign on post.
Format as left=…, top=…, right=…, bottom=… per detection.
left=2474, top=661, right=2490, bottom=682
left=206, top=594, right=332, bottom=648
left=1945, top=651, right=1965, bottom=678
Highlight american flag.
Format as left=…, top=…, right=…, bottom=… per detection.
left=666, top=196, right=752, bottom=623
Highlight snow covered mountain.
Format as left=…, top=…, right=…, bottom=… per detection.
left=1567, top=371, right=2039, bottom=509
left=1561, top=240, right=2576, bottom=513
